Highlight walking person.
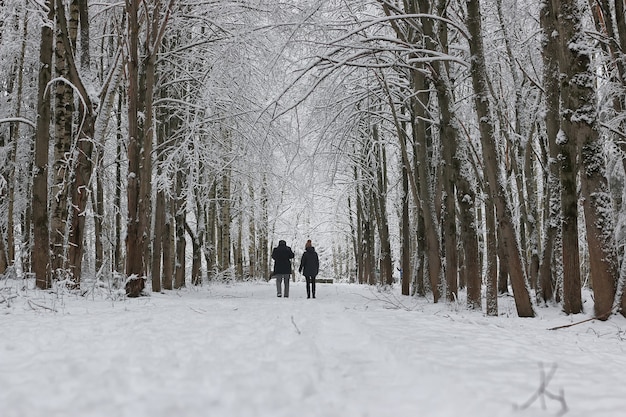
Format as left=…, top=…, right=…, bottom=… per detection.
left=299, top=239, right=319, bottom=299
left=272, top=240, right=294, bottom=297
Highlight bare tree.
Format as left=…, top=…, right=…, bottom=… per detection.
left=49, top=3, right=74, bottom=280
left=552, top=0, right=618, bottom=319
left=32, top=0, right=55, bottom=289
left=466, top=0, right=534, bottom=317
left=419, top=0, right=480, bottom=307
left=372, top=124, right=393, bottom=286
left=125, top=0, right=143, bottom=292
left=538, top=0, right=561, bottom=305
left=125, top=0, right=174, bottom=296
left=0, top=7, right=31, bottom=274
left=54, top=0, right=98, bottom=287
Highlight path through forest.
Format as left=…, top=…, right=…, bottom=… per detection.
left=1, top=280, right=626, bottom=416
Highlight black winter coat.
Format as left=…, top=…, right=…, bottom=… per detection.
left=299, top=246, right=319, bottom=277
left=272, top=240, right=295, bottom=274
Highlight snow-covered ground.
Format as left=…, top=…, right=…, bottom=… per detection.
left=1, top=278, right=625, bottom=417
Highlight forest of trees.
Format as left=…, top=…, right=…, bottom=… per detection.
left=1, top=0, right=626, bottom=319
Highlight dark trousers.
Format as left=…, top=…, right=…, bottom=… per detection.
left=275, top=274, right=290, bottom=297
left=305, top=276, right=316, bottom=298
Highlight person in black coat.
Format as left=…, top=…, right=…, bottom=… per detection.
left=298, top=240, right=319, bottom=299
left=272, top=239, right=294, bottom=297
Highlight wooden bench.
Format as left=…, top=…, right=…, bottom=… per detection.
left=315, top=278, right=334, bottom=284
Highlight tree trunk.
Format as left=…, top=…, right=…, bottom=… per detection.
left=575, top=3, right=618, bottom=319
left=411, top=70, right=442, bottom=302
left=174, top=170, right=186, bottom=289
left=205, top=182, right=217, bottom=280
left=466, top=0, right=534, bottom=317
left=128, top=0, right=174, bottom=294
left=348, top=196, right=358, bottom=283
left=355, top=167, right=364, bottom=284
left=50, top=7, right=74, bottom=279
left=114, top=91, right=123, bottom=274
left=0, top=224, right=6, bottom=274
left=152, top=80, right=169, bottom=292
left=552, top=0, right=617, bottom=316
left=137, top=2, right=161, bottom=284
left=152, top=175, right=165, bottom=292
left=21, top=182, right=33, bottom=275
left=524, top=137, right=540, bottom=292
left=538, top=1, right=560, bottom=304
left=56, top=0, right=95, bottom=288
left=454, top=148, right=480, bottom=308
left=579, top=139, right=618, bottom=319
left=248, top=182, right=257, bottom=278
left=378, top=73, right=417, bottom=293
left=78, top=0, right=89, bottom=69
left=162, top=192, right=174, bottom=291
left=1, top=11, right=28, bottom=273
left=372, top=125, right=393, bottom=286
left=66, top=114, right=95, bottom=284
left=33, top=0, right=55, bottom=289
left=485, top=197, right=498, bottom=316
left=497, top=235, right=509, bottom=294
left=495, top=0, right=535, bottom=292
left=125, top=0, right=145, bottom=296
left=235, top=209, right=244, bottom=279
left=94, top=169, right=104, bottom=276
left=569, top=1, right=618, bottom=320
left=185, top=221, right=202, bottom=286
left=415, top=163, right=426, bottom=296
left=219, top=172, right=232, bottom=272
left=260, top=176, right=269, bottom=280
left=595, top=0, right=626, bottom=317
left=6, top=12, right=29, bottom=269
left=401, top=143, right=411, bottom=295
left=441, top=130, right=457, bottom=301
left=558, top=118, right=582, bottom=314
left=417, top=0, right=462, bottom=303
left=364, top=200, right=376, bottom=285
left=219, top=138, right=232, bottom=273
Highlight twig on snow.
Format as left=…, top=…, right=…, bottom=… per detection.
left=188, top=306, right=207, bottom=314
left=0, top=293, right=17, bottom=305
left=355, top=287, right=417, bottom=311
left=514, top=362, right=568, bottom=416
left=27, top=299, right=58, bottom=313
left=291, top=315, right=301, bottom=335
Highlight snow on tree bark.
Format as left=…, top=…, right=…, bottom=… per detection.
left=553, top=0, right=618, bottom=319
left=538, top=0, right=561, bottom=305
left=33, top=0, right=55, bottom=290
left=466, top=0, right=535, bottom=317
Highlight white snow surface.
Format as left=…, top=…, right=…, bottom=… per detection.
left=2, top=280, right=626, bottom=417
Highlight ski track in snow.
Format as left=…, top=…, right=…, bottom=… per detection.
left=1, top=280, right=626, bottom=417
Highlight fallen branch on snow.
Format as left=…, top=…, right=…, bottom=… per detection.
left=0, top=293, right=18, bottom=307
left=27, top=299, right=58, bottom=313
left=547, top=317, right=596, bottom=331
left=548, top=307, right=614, bottom=330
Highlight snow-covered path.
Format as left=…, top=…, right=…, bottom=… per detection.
left=1, top=280, right=625, bottom=417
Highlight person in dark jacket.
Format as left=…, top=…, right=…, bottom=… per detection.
left=272, top=239, right=295, bottom=297
left=298, top=239, right=319, bottom=299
